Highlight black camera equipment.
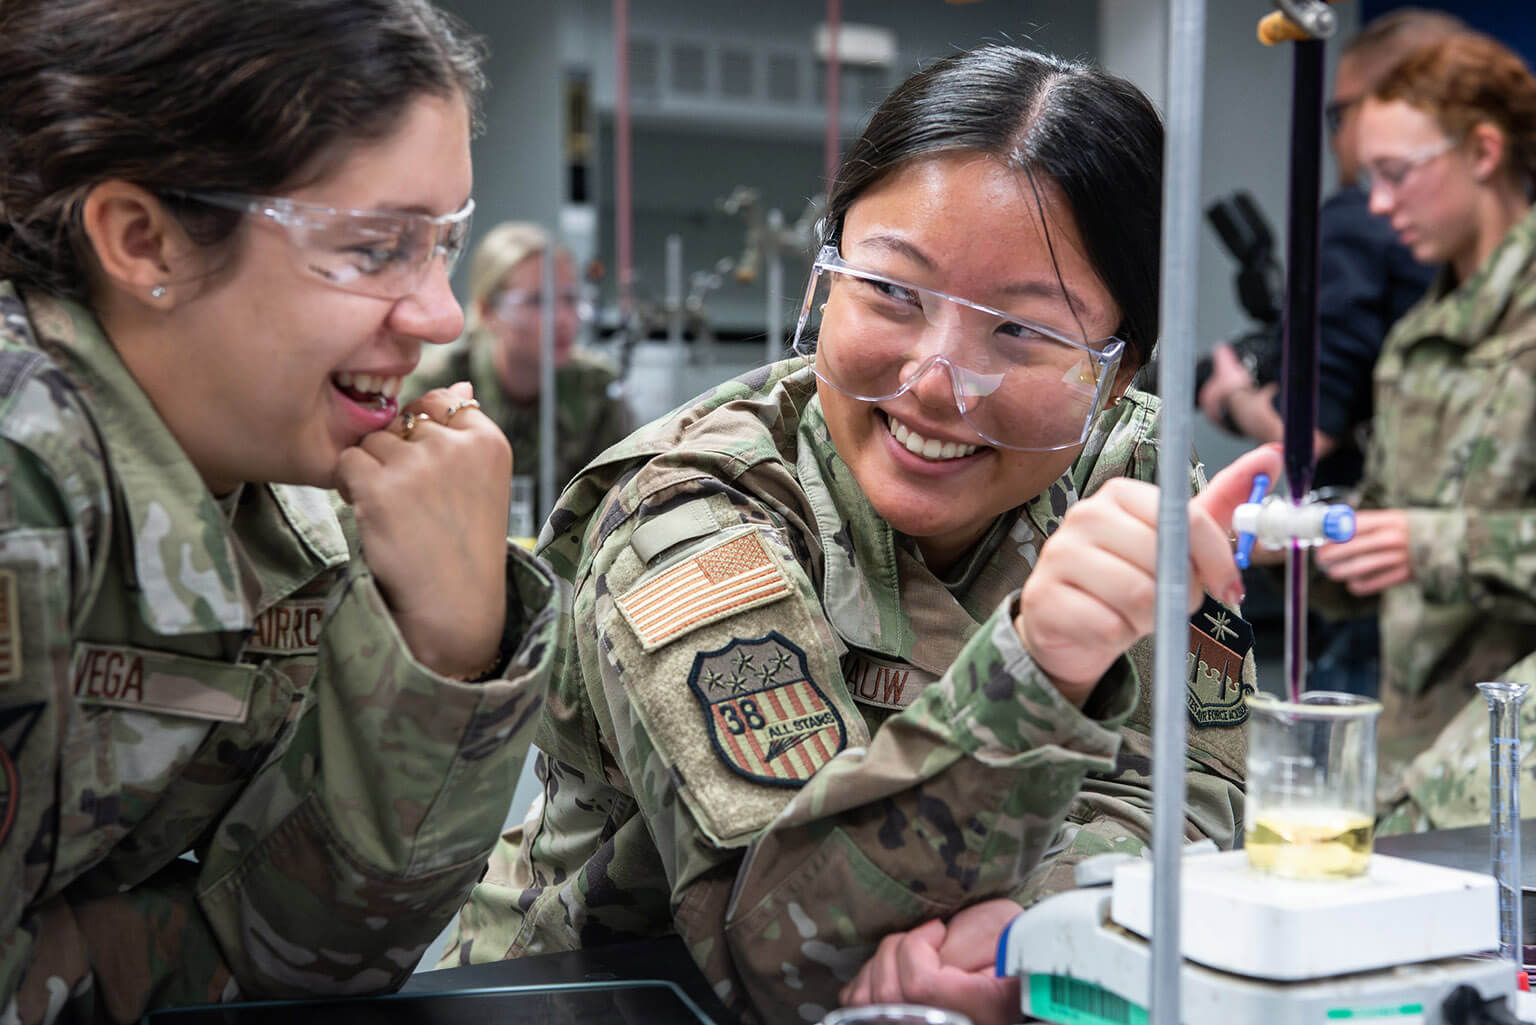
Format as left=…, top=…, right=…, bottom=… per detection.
left=1207, top=191, right=1283, bottom=327
left=1130, top=191, right=1284, bottom=410
left=1196, top=191, right=1285, bottom=427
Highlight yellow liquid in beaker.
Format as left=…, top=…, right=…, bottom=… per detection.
left=1245, top=807, right=1374, bottom=878
left=512, top=537, right=537, bottom=551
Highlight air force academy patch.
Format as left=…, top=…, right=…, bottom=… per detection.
left=1186, top=594, right=1254, bottom=726
left=687, top=631, right=847, bottom=787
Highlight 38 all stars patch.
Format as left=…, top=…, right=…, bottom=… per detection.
left=687, top=631, right=847, bottom=787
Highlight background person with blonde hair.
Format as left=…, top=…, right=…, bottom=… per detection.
left=409, top=222, right=634, bottom=525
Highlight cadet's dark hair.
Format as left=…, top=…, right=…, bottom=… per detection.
left=823, top=45, right=1164, bottom=368
left=0, top=0, right=487, bottom=301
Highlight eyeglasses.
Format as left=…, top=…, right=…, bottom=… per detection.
left=791, top=245, right=1126, bottom=451
left=1359, top=138, right=1457, bottom=194
left=170, top=190, right=474, bottom=299
left=491, top=288, right=594, bottom=324
left=1323, top=94, right=1362, bottom=137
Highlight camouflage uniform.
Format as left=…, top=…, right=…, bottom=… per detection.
left=1312, top=206, right=1536, bottom=799
left=444, top=360, right=1255, bottom=1025
left=407, top=337, right=635, bottom=500
left=1376, top=651, right=1536, bottom=835
left=0, top=284, right=560, bottom=1024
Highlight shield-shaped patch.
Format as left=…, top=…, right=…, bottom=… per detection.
left=687, top=631, right=847, bottom=787
left=1186, top=594, right=1254, bottom=726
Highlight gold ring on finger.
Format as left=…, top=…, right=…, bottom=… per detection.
left=400, top=411, right=431, bottom=440
left=443, top=398, right=481, bottom=421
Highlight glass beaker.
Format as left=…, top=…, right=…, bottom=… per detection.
left=1245, top=691, right=1382, bottom=879
left=508, top=475, right=537, bottom=550
left=820, top=1006, right=973, bottom=1025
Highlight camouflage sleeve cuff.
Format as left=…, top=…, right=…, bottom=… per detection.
left=307, top=549, right=559, bottom=870
left=476, top=544, right=566, bottom=681
left=940, top=594, right=1134, bottom=768
left=1407, top=508, right=1468, bottom=603
left=337, top=544, right=560, bottom=687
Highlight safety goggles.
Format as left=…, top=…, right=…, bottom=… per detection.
left=1359, top=138, right=1456, bottom=194
left=791, top=245, right=1125, bottom=451
left=171, top=190, right=474, bottom=299
left=491, top=287, right=594, bottom=324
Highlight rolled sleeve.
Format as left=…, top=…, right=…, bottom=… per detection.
left=943, top=596, right=1134, bottom=768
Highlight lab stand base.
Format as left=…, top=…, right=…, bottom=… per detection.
left=1007, top=888, right=1515, bottom=1025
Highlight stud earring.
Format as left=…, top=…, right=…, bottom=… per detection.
left=151, top=285, right=167, bottom=299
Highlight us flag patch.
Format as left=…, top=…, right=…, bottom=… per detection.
left=617, top=532, right=791, bottom=651
left=687, top=631, right=847, bottom=786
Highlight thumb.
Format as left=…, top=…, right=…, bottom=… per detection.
left=908, top=917, right=948, bottom=953
left=1192, top=443, right=1283, bottom=533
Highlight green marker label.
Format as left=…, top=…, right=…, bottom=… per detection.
left=1027, top=975, right=1148, bottom=1025
left=1325, top=1005, right=1425, bottom=1021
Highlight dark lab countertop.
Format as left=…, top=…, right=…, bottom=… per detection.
left=1376, top=820, right=1536, bottom=875
left=404, top=934, right=738, bottom=1023
left=141, top=935, right=737, bottom=1025
left=141, top=825, right=1527, bottom=1025
left=1378, top=820, right=1536, bottom=944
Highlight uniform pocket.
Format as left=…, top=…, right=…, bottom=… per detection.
left=723, top=827, right=953, bottom=1023
left=58, top=646, right=261, bottom=878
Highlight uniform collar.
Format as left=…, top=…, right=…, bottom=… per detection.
left=23, top=290, right=345, bottom=634
left=467, top=338, right=518, bottom=430
left=466, top=333, right=586, bottom=431
left=1413, top=204, right=1536, bottom=346
left=795, top=396, right=1059, bottom=674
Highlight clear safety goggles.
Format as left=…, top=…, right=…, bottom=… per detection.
left=791, top=245, right=1126, bottom=451
left=1358, top=137, right=1456, bottom=194
left=491, top=287, right=595, bottom=324
left=171, top=190, right=474, bottom=299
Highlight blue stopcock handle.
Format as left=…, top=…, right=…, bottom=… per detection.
left=1233, top=473, right=1271, bottom=570
left=996, top=917, right=1013, bottom=978
left=1321, top=503, right=1356, bottom=543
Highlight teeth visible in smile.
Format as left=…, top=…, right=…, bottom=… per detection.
left=334, top=372, right=403, bottom=399
left=885, top=414, right=980, bottom=460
